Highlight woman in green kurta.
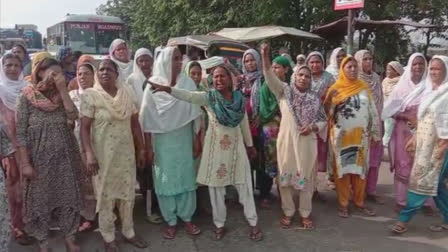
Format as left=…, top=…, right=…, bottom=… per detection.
left=140, top=47, right=202, bottom=240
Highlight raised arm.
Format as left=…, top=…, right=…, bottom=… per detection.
left=260, top=43, right=285, bottom=98
left=170, top=88, right=209, bottom=106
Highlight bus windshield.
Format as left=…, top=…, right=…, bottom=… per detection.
left=65, top=22, right=124, bottom=55
left=66, top=23, right=96, bottom=53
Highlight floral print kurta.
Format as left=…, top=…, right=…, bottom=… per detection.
left=0, top=126, right=13, bottom=251
left=170, top=88, right=254, bottom=187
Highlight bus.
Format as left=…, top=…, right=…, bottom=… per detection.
left=47, top=14, right=126, bottom=59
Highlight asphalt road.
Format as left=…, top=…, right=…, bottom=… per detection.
left=10, top=161, right=448, bottom=252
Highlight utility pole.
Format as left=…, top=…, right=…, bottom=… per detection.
left=347, top=9, right=354, bottom=55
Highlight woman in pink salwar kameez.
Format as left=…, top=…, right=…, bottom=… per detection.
left=382, top=53, right=435, bottom=213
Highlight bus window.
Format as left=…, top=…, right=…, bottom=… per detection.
left=96, top=24, right=123, bottom=54
left=56, top=36, right=62, bottom=45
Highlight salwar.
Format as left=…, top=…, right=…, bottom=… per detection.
left=366, top=165, right=380, bottom=195
left=394, top=179, right=435, bottom=207
left=157, top=190, right=196, bottom=226
left=209, top=181, right=258, bottom=228
left=398, top=191, right=448, bottom=223
left=279, top=186, right=313, bottom=218
left=98, top=199, right=135, bottom=243
left=335, top=174, right=366, bottom=208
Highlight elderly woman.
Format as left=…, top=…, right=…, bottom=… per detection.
left=261, top=44, right=326, bottom=230
left=324, top=56, right=380, bottom=218
left=80, top=59, right=147, bottom=251
left=382, top=53, right=435, bottom=213
left=241, top=49, right=272, bottom=207
left=11, top=44, right=31, bottom=76
left=354, top=50, right=384, bottom=204
left=391, top=56, right=448, bottom=234
left=68, top=59, right=96, bottom=233
left=381, top=61, right=404, bottom=146
left=0, top=53, right=32, bottom=245
left=140, top=47, right=202, bottom=240
left=16, top=58, right=82, bottom=252
left=148, top=62, right=263, bottom=241
left=325, top=48, right=346, bottom=80
left=109, top=39, right=133, bottom=83
left=126, top=48, right=163, bottom=225
left=67, top=55, right=96, bottom=91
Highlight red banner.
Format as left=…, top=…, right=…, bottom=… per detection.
left=334, top=0, right=364, bottom=10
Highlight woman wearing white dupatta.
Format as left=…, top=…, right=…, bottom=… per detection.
left=391, top=55, right=448, bottom=234
left=140, top=47, right=202, bottom=239
left=109, top=39, right=133, bottom=83
left=382, top=53, right=436, bottom=212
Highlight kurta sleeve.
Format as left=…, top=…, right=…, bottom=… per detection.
left=15, top=95, right=30, bottom=147
left=80, top=92, right=95, bottom=118
left=170, top=87, right=209, bottom=106
left=263, top=68, right=286, bottom=99
left=368, top=96, right=381, bottom=141
left=240, top=113, right=253, bottom=147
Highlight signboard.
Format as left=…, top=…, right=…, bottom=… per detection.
left=68, top=23, right=94, bottom=30
left=334, top=0, right=364, bottom=10
left=97, top=24, right=123, bottom=31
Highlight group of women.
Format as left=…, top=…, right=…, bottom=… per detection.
left=0, top=37, right=447, bottom=252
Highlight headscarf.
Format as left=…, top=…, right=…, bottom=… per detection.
left=139, top=47, right=201, bottom=133
left=22, top=60, right=62, bottom=112
left=306, top=51, right=336, bottom=98
left=325, top=56, right=372, bottom=106
left=0, top=54, right=28, bottom=111
left=355, top=50, right=383, bottom=115
left=417, top=55, right=448, bottom=119
left=382, top=53, right=428, bottom=119
left=76, top=61, right=95, bottom=95
left=285, top=65, right=325, bottom=127
left=127, top=48, right=153, bottom=108
left=388, top=61, right=404, bottom=76
left=296, top=54, right=306, bottom=64
left=207, top=66, right=246, bottom=128
left=242, top=49, right=263, bottom=116
left=24, top=52, right=53, bottom=81
left=109, top=39, right=133, bottom=82
left=259, top=56, right=290, bottom=124
left=325, top=47, right=344, bottom=80
left=81, top=62, right=137, bottom=120
left=382, top=61, right=403, bottom=99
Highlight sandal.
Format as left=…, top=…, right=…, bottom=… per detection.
left=145, top=214, right=164, bottom=224
left=249, top=226, right=263, bottom=241
left=366, top=194, right=385, bottom=205
left=124, top=235, right=148, bottom=248
left=297, top=217, right=314, bottom=230
left=389, top=223, right=408, bottom=234
left=280, top=216, right=292, bottom=229
left=429, top=223, right=448, bottom=232
left=185, top=222, right=201, bottom=236
left=104, top=241, right=119, bottom=252
left=355, top=206, right=376, bottom=216
left=338, top=207, right=349, bottom=218
left=14, top=229, right=35, bottom=246
left=163, top=226, right=177, bottom=240
left=213, top=227, right=226, bottom=241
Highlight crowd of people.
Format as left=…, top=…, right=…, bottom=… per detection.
left=0, top=38, right=447, bottom=252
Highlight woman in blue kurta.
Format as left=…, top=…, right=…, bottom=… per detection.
left=139, top=47, right=202, bottom=240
